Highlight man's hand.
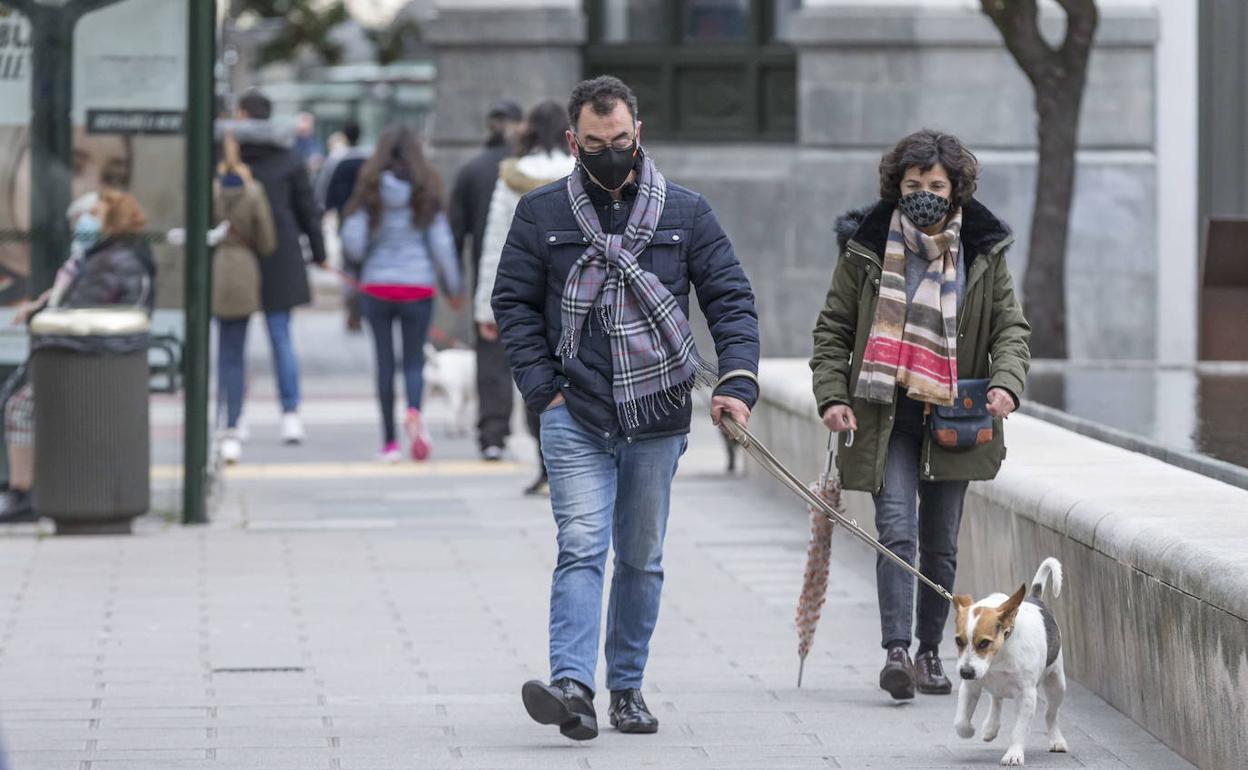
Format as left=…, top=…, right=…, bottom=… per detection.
left=986, top=387, right=1016, bottom=418
left=711, top=395, right=751, bottom=431
left=478, top=322, right=499, bottom=342
left=821, top=404, right=857, bottom=433
left=544, top=392, right=566, bottom=412
left=446, top=294, right=466, bottom=313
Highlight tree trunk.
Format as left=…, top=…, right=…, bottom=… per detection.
left=1023, top=89, right=1083, bottom=359
left=981, top=0, right=1098, bottom=361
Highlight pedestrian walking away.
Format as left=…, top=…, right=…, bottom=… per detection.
left=492, top=76, right=760, bottom=740
left=809, top=129, right=1032, bottom=701
left=448, top=99, right=523, bottom=461
left=341, top=124, right=465, bottom=463
left=226, top=89, right=329, bottom=445
left=316, top=121, right=370, bottom=333
left=212, top=133, right=278, bottom=465
left=0, top=189, right=155, bottom=525
left=474, top=99, right=576, bottom=485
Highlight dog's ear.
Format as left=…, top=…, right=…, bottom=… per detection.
left=953, top=594, right=974, bottom=609
left=997, top=584, right=1027, bottom=625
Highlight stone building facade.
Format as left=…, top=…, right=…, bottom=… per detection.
left=425, top=0, right=1200, bottom=363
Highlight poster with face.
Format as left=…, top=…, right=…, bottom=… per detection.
left=0, top=0, right=186, bottom=308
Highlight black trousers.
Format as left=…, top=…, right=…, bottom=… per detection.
left=476, top=335, right=515, bottom=450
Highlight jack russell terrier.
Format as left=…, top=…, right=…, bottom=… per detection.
left=952, top=558, right=1066, bottom=766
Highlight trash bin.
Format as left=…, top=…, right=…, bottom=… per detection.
left=29, top=309, right=150, bottom=535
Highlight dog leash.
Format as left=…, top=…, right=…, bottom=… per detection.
left=719, top=415, right=955, bottom=604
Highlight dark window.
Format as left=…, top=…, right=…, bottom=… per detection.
left=584, top=0, right=799, bottom=142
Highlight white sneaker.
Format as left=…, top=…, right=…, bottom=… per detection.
left=281, top=413, right=305, bottom=445
left=220, top=434, right=242, bottom=465
left=482, top=445, right=505, bottom=462
left=379, top=442, right=402, bottom=464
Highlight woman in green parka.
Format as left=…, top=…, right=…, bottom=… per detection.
left=810, top=130, right=1031, bottom=702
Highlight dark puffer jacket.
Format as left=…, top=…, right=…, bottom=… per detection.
left=491, top=162, right=760, bottom=441
left=233, top=122, right=327, bottom=312
left=62, top=236, right=155, bottom=311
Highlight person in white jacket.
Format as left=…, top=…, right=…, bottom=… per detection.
left=474, top=100, right=575, bottom=494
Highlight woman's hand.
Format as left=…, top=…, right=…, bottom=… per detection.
left=821, top=404, right=857, bottom=433
left=445, top=294, right=466, bottom=313
left=986, top=387, right=1016, bottom=418
left=11, top=297, right=46, bottom=326
left=477, top=322, right=499, bottom=342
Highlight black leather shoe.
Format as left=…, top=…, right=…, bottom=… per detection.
left=879, top=646, right=916, bottom=700
left=523, top=473, right=550, bottom=497
left=915, top=650, right=952, bottom=695
left=522, top=678, right=597, bottom=740
left=609, top=689, right=658, bottom=734
left=0, top=490, right=36, bottom=524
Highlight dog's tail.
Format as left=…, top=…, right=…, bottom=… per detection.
left=1030, top=557, right=1063, bottom=600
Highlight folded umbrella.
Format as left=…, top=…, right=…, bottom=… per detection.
left=795, top=434, right=842, bottom=687
left=719, top=415, right=953, bottom=689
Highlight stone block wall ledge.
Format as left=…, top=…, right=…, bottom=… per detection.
left=750, top=358, right=1248, bottom=770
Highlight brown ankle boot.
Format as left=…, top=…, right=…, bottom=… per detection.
left=915, top=650, right=952, bottom=694
left=879, top=645, right=915, bottom=700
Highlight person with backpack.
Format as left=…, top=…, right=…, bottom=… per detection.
left=340, top=124, right=464, bottom=462
left=214, top=135, right=277, bottom=465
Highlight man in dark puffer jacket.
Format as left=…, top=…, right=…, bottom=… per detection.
left=493, top=76, right=760, bottom=741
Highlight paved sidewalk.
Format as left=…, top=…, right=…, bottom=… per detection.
left=0, top=312, right=1191, bottom=769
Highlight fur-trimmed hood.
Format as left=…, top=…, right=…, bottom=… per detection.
left=835, top=198, right=1012, bottom=263
left=500, top=151, right=575, bottom=195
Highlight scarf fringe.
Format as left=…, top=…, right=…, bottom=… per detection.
left=616, top=356, right=718, bottom=430
left=555, top=327, right=579, bottom=360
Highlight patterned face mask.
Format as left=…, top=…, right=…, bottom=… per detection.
left=898, top=190, right=950, bottom=228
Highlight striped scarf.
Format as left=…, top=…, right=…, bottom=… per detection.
left=853, top=207, right=963, bottom=406
left=559, top=155, right=716, bottom=429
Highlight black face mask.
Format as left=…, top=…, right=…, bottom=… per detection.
left=898, top=190, right=950, bottom=228
left=577, top=141, right=638, bottom=192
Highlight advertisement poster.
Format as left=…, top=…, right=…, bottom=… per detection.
left=0, top=0, right=187, bottom=308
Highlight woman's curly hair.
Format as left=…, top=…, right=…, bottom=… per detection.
left=878, top=129, right=979, bottom=209
left=99, top=188, right=147, bottom=237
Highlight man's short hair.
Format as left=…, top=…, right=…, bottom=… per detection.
left=238, top=89, right=273, bottom=121
left=567, top=75, right=638, bottom=129
left=343, top=121, right=361, bottom=146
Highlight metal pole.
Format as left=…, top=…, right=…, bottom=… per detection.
left=182, top=0, right=216, bottom=525
left=27, top=7, right=72, bottom=298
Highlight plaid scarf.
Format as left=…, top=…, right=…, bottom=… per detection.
left=853, top=207, right=963, bottom=406
left=559, top=155, right=716, bottom=429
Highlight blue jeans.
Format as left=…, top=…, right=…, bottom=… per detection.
left=264, top=311, right=300, bottom=413
left=361, top=296, right=434, bottom=444
left=540, top=404, right=687, bottom=693
left=872, top=392, right=969, bottom=650
left=216, top=317, right=250, bottom=429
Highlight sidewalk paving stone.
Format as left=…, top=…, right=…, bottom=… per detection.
left=0, top=311, right=1196, bottom=769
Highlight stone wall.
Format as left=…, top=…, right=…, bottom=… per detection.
left=750, top=359, right=1248, bottom=770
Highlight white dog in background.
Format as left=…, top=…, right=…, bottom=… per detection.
left=422, top=343, right=476, bottom=436
left=952, top=558, right=1067, bottom=766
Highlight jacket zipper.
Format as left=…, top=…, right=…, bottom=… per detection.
left=957, top=235, right=1014, bottom=336
left=847, top=242, right=883, bottom=272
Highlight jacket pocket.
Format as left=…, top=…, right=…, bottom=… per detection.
left=545, top=229, right=591, bottom=285
left=643, top=229, right=687, bottom=286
